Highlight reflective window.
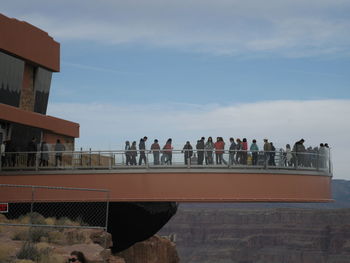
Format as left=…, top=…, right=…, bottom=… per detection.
left=0, top=51, right=24, bottom=107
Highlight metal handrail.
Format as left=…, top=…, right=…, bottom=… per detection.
left=0, top=148, right=332, bottom=175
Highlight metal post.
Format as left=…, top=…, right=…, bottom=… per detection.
left=146, top=151, right=150, bottom=169
left=89, top=148, right=92, bottom=167
left=35, top=151, right=39, bottom=171
left=109, top=152, right=112, bottom=169
left=80, top=147, right=83, bottom=167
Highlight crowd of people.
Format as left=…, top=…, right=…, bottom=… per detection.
left=0, top=137, right=66, bottom=167
left=124, top=136, right=331, bottom=168
left=1, top=136, right=330, bottom=169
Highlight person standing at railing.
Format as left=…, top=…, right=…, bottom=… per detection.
left=138, top=136, right=148, bottom=165
left=325, top=143, right=330, bottom=169
left=163, top=138, right=173, bottom=165
left=205, top=137, right=214, bottom=165
left=229, top=137, right=236, bottom=165
left=130, top=141, right=137, bottom=165
left=151, top=139, right=161, bottom=165
left=40, top=141, right=49, bottom=167
left=242, top=138, right=248, bottom=165
left=319, top=143, right=326, bottom=168
left=5, top=140, right=16, bottom=167
left=214, top=137, right=225, bottom=165
left=293, top=139, right=306, bottom=167
left=250, top=139, right=259, bottom=165
left=235, top=138, right=242, bottom=164
left=182, top=141, right=193, bottom=165
left=263, top=138, right=271, bottom=166
left=285, top=144, right=293, bottom=167
left=269, top=142, right=276, bottom=166
left=1, top=140, right=5, bottom=167
left=27, top=137, right=37, bottom=167
left=125, top=141, right=131, bottom=165
left=196, top=137, right=205, bottom=165
left=54, top=139, right=65, bottom=167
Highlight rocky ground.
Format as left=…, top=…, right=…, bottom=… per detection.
left=0, top=213, right=179, bottom=263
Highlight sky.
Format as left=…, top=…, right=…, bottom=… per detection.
left=2, top=0, right=350, bottom=179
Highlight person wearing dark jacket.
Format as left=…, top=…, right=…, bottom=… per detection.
left=54, top=139, right=65, bottom=167
left=196, top=137, right=205, bottom=165
left=125, top=141, right=131, bottom=165
left=229, top=137, right=236, bottom=165
left=27, top=137, right=37, bottom=167
left=138, top=136, right=148, bottom=165
left=182, top=141, right=193, bottom=165
left=40, top=141, right=49, bottom=167
left=130, top=141, right=137, bottom=165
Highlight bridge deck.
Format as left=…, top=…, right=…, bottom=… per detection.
left=0, top=167, right=332, bottom=202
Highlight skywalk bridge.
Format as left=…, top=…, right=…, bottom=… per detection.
left=0, top=149, right=333, bottom=203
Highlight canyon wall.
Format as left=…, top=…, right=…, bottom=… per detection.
left=160, top=208, right=350, bottom=263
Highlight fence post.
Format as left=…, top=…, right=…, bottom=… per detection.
left=30, top=186, right=35, bottom=222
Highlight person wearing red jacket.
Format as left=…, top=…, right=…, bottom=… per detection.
left=162, top=138, right=173, bottom=165
left=214, top=137, right=225, bottom=165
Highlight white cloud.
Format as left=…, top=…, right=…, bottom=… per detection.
left=2, top=0, right=350, bottom=57
left=47, top=99, right=350, bottom=179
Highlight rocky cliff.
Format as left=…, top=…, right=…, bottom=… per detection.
left=160, top=208, right=350, bottom=263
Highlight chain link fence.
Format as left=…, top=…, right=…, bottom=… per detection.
left=0, top=184, right=110, bottom=263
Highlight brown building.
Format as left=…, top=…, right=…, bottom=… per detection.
left=0, top=13, right=79, bottom=152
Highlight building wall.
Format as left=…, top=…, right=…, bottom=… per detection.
left=0, top=14, right=77, bottom=150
